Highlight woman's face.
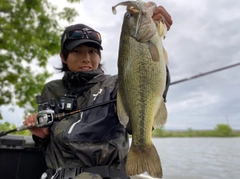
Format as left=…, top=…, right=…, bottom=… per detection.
left=61, top=45, right=101, bottom=72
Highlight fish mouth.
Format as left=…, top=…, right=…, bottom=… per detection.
left=112, top=0, right=156, bottom=42
left=126, top=2, right=144, bottom=38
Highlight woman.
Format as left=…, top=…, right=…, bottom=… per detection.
left=24, top=6, right=172, bottom=179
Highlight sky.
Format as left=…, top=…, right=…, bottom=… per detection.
left=1, top=0, right=240, bottom=130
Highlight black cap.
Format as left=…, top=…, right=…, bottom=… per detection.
left=61, top=24, right=103, bottom=51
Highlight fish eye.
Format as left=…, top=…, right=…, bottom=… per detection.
left=125, top=12, right=133, bottom=18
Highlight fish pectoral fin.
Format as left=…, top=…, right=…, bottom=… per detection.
left=149, top=36, right=168, bottom=64
left=148, top=40, right=160, bottom=62
left=153, top=98, right=168, bottom=128
left=117, top=91, right=129, bottom=127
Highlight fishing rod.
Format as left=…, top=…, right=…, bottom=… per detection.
left=170, top=62, right=240, bottom=85
left=0, top=99, right=116, bottom=137
left=1, top=62, right=239, bottom=137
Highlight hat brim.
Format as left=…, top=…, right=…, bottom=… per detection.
left=65, top=39, right=103, bottom=51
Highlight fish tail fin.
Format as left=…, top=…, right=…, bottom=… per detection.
left=126, top=144, right=162, bottom=178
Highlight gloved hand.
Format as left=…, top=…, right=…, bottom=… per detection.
left=152, top=6, right=173, bottom=31
left=23, top=113, right=50, bottom=138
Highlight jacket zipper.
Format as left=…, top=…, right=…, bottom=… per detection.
left=68, top=112, right=83, bottom=134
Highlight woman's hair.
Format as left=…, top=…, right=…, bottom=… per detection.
left=57, top=43, right=102, bottom=72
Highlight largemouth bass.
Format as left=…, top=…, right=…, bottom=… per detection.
left=112, top=0, right=168, bottom=178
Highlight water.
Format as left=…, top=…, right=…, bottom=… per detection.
left=151, top=138, right=240, bottom=179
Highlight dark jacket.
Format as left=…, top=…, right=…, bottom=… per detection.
left=38, top=69, right=129, bottom=173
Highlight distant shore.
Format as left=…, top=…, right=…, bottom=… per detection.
left=152, top=124, right=240, bottom=137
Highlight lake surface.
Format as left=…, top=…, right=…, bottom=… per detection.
left=150, top=138, right=240, bottom=179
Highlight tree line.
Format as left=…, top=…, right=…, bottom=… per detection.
left=152, top=124, right=240, bottom=137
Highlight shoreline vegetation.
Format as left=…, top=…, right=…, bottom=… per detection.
left=152, top=124, right=240, bottom=137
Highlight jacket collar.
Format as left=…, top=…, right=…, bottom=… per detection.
left=63, top=67, right=105, bottom=87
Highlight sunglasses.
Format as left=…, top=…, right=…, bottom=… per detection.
left=66, top=28, right=102, bottom=44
